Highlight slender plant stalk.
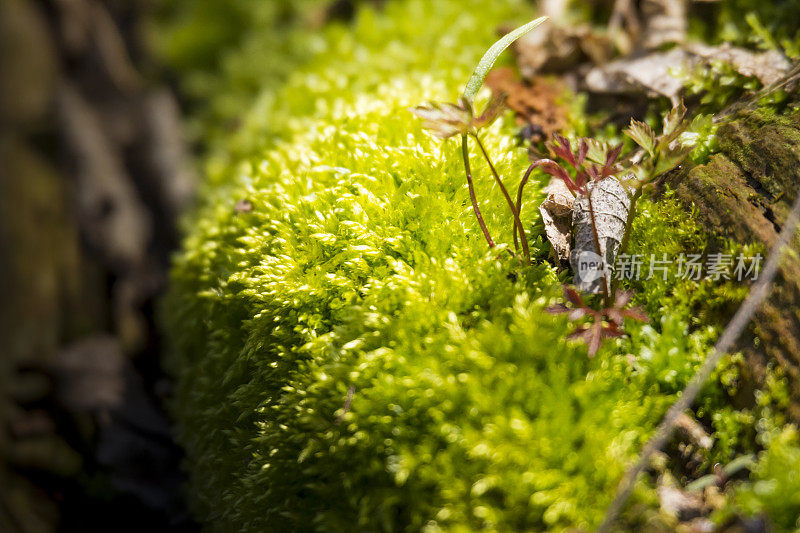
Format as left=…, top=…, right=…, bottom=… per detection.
left=461, top=134, right=495, bottom=248
left=514, top=164, right=536, bottom=251
left=597, top=187, right=800, bottom=533
left=473, top=134, right=531, bottom=264
left=611, top=184, right=644, bottom=295
left=585, top=186, right=612, bottom=306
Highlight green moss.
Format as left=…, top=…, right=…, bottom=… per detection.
left=164, top=1, right=789, bottom=530
left=717, top=109, right=800, bottom=202
left=694, top=0, right=800, bottom=58
left=725, top=426, right=800, bottom=531
left=152, top=1, right=326, bottom=150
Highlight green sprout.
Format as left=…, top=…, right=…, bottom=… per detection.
left=410, top=16, right=547, bottom=265
left=410, top=20, right=698, bottom=357
left=532, top=101, right=695, bottom=354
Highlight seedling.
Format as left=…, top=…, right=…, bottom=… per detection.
left=533, top=103, right=694, bottom=353
left=410, top=16, right=547, bottom=265
left=547, top=287, right=648, bottom=357
left=410, top=18, right=696, bottom=355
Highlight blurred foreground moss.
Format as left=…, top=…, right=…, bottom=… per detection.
left=729, top=426, right=800, bottom=530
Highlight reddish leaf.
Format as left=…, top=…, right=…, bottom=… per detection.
left=555, top=284, right=647, bottom=356
left=587, top=320, right=604, bottom=356
left=563, top=286, right=585, bottom=307
left=622, top=307, right=649, bottom=323
left=569, top=308, right=589, bottom=321
left=532, top=159, right=581, bottom=193
left=549, top=134, right=576, bottom=168
left=585, top=165, right=600, bottom=181
left=577, top=139, right=589, bottom=167
left=615, top=290, right=633, bottom=307
left=605, top=143, right=623, bottom=169
left=567, top=325, right=589, bottom=340
left=606, top=308, right=624, bottom=325
left=601, top=322, right=625, bottom=338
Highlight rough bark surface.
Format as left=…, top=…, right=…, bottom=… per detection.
left=667, top=106, right=800, bottom=420
left=571, top=176, right=630, bottom=293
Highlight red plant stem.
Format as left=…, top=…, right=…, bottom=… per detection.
left=461, top=134, right=495, bottom=249
left=585, top=187, right=611, bottom=306
left=513, top=164, right=536, bottom=251
left=473, top=134, right=531, bottom=264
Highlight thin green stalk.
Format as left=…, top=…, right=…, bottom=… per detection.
left=473, top=134, right=531, bottom=264
left=611, top=184, right=643, bottom=295
left=461, top=134, right=495, bottom=249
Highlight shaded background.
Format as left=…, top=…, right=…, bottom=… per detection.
left=1, top=0, right=196, bottom=530
left=0, top=1, right=379, bottom=530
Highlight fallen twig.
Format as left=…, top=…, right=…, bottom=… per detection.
left=598, top=187, right=800, bottom=532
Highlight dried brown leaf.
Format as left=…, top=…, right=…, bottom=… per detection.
left=571, top=177, right=631, bottom=293
left=484, top=68, right=567, bottom=143
left=538, top=178, right=574, bottom=262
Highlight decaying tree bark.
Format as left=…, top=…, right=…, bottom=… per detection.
left=666, top=105, right=800, bottom=420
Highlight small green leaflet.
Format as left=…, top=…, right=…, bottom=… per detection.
left=624, top=120, right=656, bottom=158
left=462, top=16, right=548, bottom=102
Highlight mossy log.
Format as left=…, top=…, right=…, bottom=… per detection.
left=668, top=107, right=800, bottom=420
